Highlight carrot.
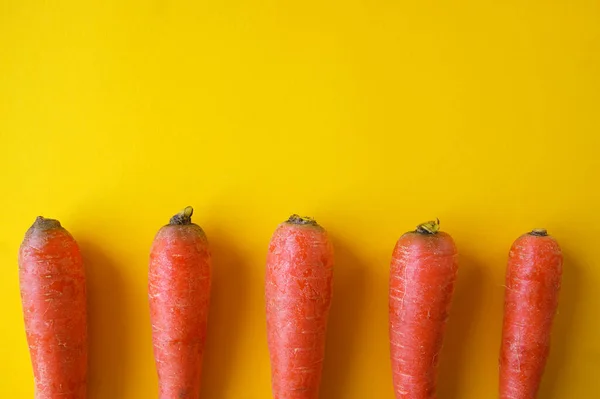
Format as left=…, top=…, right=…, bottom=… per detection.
left=148, top=206, right=211, bottom=399
left=265, top=214, right=334, bottom=399
left=18, top=216, right=88, bottom=399
left=388, top=219, right=458, bottom=399
left=499, top=229, right=563, bottom=399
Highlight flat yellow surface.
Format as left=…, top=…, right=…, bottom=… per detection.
left=1, top=1, right=599, bottom=398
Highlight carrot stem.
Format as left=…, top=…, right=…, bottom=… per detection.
left=169, top=206, right=194, bottom=225
left=286, top=214, right=318, bottom=226
left=31, top=216, right=62, bottom=230
left=415, top=218, right=440, bottom=234
left=529, top=228, right=548, bottom=236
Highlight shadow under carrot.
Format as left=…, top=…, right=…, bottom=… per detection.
left=320, top=237, right=369, bottom=399
left=437, top=255, right=489, bottom=399
left=538, top=251, right=583, bottom=399
left=81, top=242, right=131, bottom=399
left=200, top=230, right=252, bottom=398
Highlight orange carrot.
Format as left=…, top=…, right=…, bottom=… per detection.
left=388, top=220, right=458, bottom=399
left=265, top=215, right=334, bottom=399
left=18, top=217, right=88, bottom=399
left=149, top=207, right=211, bottom=399
left=499, top=229, right=563, bottom=399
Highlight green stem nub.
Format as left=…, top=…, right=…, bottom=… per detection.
left=530, top=228, right=548, bottom=237
left=415, top=218, right=440, bottom=234
left=169, top=206, right=194, bottom=225
left=286, top=214, right=318, bottom=226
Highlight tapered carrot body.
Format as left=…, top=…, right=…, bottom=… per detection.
left=499, top=229, right=562, bottom=399
left=265, top=215, right=334, bottom=399
left=149, top=207, right=211, bottom=399
left=388, top=220, right=458, bottom=399
left=18, top=217, right=88, bottom=399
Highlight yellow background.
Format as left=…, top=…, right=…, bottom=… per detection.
left=1, top=1, right=599, bottom=398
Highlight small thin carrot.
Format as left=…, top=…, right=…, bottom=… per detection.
left=149, top=206, right=212, bottom=399
left=18, top=216, right=88, bottom=399
left=265, top=214, right=334, bottom=399
left=499, top=229, right=563, bottom=399
left=388, top=219, right=458, bottom=399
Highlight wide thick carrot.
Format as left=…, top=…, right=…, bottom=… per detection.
left=18, top=217, right=88, bottom=399
left=149, top=207, right=211, bottom=399
left=499, top=229, right=563, bottom=399
left=265, top=215, right=334, bottom=399
left=388, top=220, right=458, bottom=399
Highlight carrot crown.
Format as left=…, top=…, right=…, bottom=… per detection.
left=415, top=219, right=440, bottom=234
left=529, top=228, right=548, bottom=236
left=169, top=206, right=194, bottom=225
left=31, top=216, right=62, bottom=231
left=286, top=214, right=318, bottom=226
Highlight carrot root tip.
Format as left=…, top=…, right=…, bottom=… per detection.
left=169, top=206, right=194, bottom=225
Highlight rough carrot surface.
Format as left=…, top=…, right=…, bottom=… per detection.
left=388, top=220, right=458, bottom=399
left=18, top=217, right=88, bottom=399
left=265, top=215, right=334, bottom=399
left=149, top=207, right=211, bottom=399
left=499, top=229, right=563, bottom=399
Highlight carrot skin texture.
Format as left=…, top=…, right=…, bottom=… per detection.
left=266, top=218, right=334, bottom=399
left=18, top=217, right=88, bottom=399
left=388, top=229, right=458, bottom=399
left=499, top=231, right=562, bottom=399
left=149, top=212, right=211, bottom=399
